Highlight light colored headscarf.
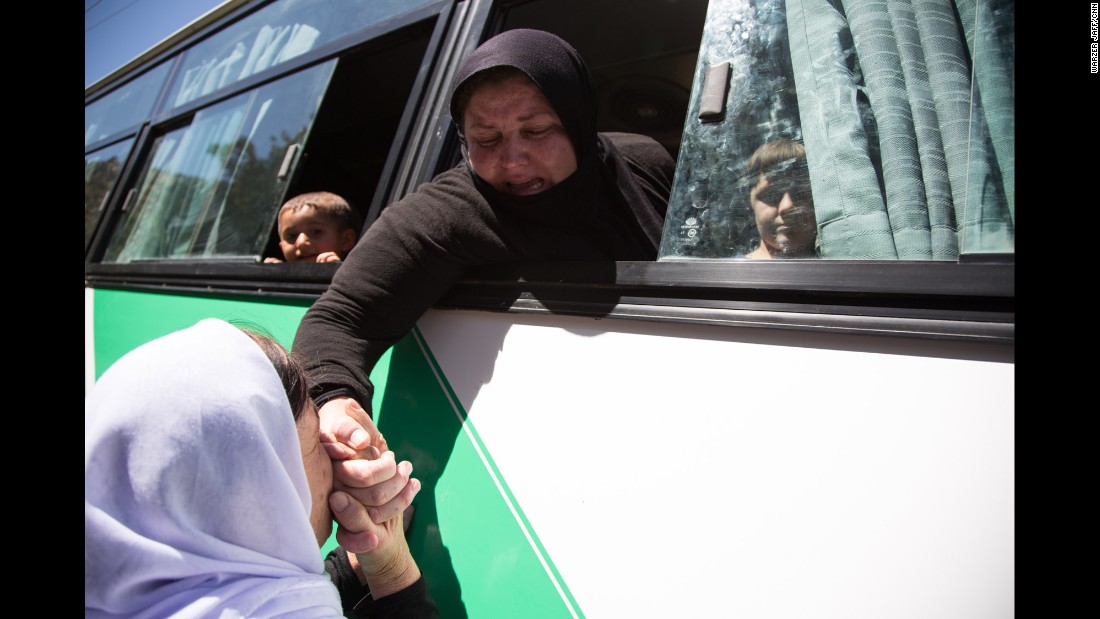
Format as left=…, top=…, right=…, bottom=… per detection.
left=85, top=318, right=342, bottom=618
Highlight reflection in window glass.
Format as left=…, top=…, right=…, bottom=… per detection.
left=165, top=0, right=436, bottom=110
left=659, top=0, right=1014, bottom=261
left=960, top=0, right=1014, bottom=254
left=85, top=63, right=171, bottom=148
left=103, top=62, right=335, bottom=263
left=85, top=140, right=135, bottom=251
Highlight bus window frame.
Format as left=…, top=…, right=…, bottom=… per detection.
left=84, top=0, right=457, bottom=267
left=84, top=0, right=1014, bottom=347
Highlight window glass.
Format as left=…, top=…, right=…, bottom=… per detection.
left=85, top=63, right=171, bottom=148
left=103, top=61, right=336, bottom=263
left=960, top=0, right=1014, bottom=254
left=85, top=139, right=135, bottom=251
left=658, top=0, right=1014, bottom=261
left=165, top=0, right=437, bottom=110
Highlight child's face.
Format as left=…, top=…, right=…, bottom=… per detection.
left=748, top=160, right=817, bottom=258
left=277, top=206, right=356, bottom=263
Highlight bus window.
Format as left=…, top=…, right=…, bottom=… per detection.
left=85, top=62, right=171, bottom=149
left=85, top=139, right=135, bottom=252
left=270, top=22, right=435, bottom=259
left=495, top=0, right=709, bottom=162
left=102, top=61, right=337, bottom=263
left=163, top=0, right=439, bottom=111
left=659, top=0, right=1014, bottom=261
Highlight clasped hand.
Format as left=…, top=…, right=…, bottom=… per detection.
left=319, top=397, right=421, bottom=554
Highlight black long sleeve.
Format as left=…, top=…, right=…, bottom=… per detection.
left=293, top=133, right=673, bottom=412
left=324, top=548, right=440, bottom=619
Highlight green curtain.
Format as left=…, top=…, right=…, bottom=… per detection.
left=786, top=0, right=1014, bottom=259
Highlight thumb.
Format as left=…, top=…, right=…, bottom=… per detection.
left=331, top=491, right=381, bottom=553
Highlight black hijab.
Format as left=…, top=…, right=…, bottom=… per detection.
left=449, top=29, right=665, bottom=246
left=451, top=29, right=598, bottom=165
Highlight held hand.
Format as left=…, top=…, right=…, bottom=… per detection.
left=329, top=478, right=421, bottom=554
left=318, top=398, right=386, bottom=460
left=330, top=489, right=422, bottom=599
left=320, top=397, right=417, bottom=524
left=334, top=452, right=420, bottom=524
left=315, top=251, right=343, bottom=263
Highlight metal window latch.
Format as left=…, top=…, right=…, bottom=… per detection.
left=120, top=188, right=137, bottom=212
left=277, top=143, right=301, bottom=180
left=698, top=62, right=729, bottom=122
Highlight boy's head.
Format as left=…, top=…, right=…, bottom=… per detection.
left=276, top=192, right=360, bottom=263
left=746, top=139, right=817, bottom=257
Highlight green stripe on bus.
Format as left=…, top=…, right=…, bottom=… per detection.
left=372, top=330, right=583, bottom=619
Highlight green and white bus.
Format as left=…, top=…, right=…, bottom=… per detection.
left=85, top=1, right=1014, bottom=617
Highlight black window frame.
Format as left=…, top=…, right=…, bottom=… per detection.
left=84, top=0, right=458, bottom=267
left=84, top=0, right=1014, bottom=348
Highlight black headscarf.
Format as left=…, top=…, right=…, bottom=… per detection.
left=448, top=28, right=665, bottom=245
left=451, top=28, right=598, bottom=164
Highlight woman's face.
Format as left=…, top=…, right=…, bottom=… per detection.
left=296, top=399, right=334, bottom=546
left=462, top=73, right=578, bottom=196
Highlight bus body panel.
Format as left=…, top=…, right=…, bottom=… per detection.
left=87, top=297, right=1014, bottom=618
left=88, top=288, right=313, bottom=384
left=409, top=308, right=1014, bottom=618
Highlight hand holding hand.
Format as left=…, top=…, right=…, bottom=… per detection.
left=320, top=397, right=418, bottom=524
left=330, top=488, right=422, bottom=599
left=318, top=397, right=384, bottom=460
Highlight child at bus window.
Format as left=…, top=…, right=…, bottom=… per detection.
left=265, top=191, right=361, bottom=263
left=742, top=139, right=819, bottom=259
left=85, top=318, right=438, bottom=618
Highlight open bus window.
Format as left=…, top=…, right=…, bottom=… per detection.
left=658, top=0, right=1014, bottom=261
left=97, top=14, right=435, bottom=266
left=269, top=23, right=434, bottom=260
left=102, top=61, right=336, bottom=263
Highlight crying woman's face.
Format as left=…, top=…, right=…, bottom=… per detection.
left=462, top=73, right=578, bottom=197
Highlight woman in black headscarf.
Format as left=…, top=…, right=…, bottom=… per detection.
left=447, top=28, right=669, bottom=254
left=293, top=28, right=675, bottom=448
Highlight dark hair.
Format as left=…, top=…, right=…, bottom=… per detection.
left=242, top=330, right=312, bottom=422
left=279, top=191, right=362, bottom=235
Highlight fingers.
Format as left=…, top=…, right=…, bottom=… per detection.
left=333, top=450, right=400, bottom=493
left=330, top=477, right=421, bottom=552
left=334, top=453, right=421, bottom=523
left=335, top=454, right=419, bottom=519
left=318, top=398, right=380, bottom=454
left=336, top=527, right=380, bottom=554
left=368, top=476, right=421, bottom=524
left=330, top=491, right=380, bottom=554
left=323, top=442, right=379, bottom=461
